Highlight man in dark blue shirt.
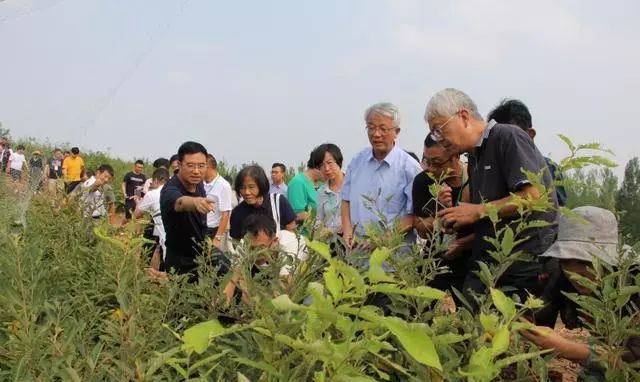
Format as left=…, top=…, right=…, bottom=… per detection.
left=160, top=141, right=226, bottom=278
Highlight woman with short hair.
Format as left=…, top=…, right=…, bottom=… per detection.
left=229, top=165, right=297, bottom=240
left=287, top=146, right=326, bottom=224
left=314, top=143, right=345, bottom=237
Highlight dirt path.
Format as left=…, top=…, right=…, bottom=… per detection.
left=547, top=322, right=589, bottom=382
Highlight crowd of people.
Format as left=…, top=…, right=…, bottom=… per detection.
left=1, top=88, right=637, bottom=378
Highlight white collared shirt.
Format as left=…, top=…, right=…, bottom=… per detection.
left=204, top=175, right=233, bottom=228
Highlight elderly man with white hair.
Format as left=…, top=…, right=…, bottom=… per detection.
left=340, top=102, right=423, bottom=250
left=424, top=88, right=559, bottom=311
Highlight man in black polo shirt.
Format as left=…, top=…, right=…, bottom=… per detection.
left=160, top=141, right=226, bottom=279
left=46, top=148, right=64, bottom=194
left=487, top=99, right=568, bottom=206
left=424, top=88, right=558, bottom=309
left=122, top=160, right=147, bottom=220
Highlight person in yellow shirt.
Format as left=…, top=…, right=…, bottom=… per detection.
left=62, top=146, right=85, bottom=194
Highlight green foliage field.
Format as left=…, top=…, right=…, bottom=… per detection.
left=0, top=133, right=638, bottom=380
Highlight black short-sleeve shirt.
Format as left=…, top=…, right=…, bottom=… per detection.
left=468, top=123, right=558, bottom=273
left=48, top=158, right=64, bottom=179
left=123, top=171, right=147, bottom=197
left=230, top=193, right=297, bottom=239
left=160, top=176, right=207, bottom=269
left=412, top=171, right=465, bottom=218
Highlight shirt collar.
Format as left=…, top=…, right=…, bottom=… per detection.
left=173, top=174, right=200, bottom=196
left=366, top=144, right=400, bottom=166
left=321, top=183, right=336, bottom=194
left=475, top=119, right=498, bottom=147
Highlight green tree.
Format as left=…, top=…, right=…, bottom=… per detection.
left=616, top=157, right=640, bottom=243
left=0, top=122, right=10, bottom=139
left=566, top=167, right=618, bottom=211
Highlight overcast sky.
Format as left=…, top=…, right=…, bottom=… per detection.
left=1, top=0, right=638, bottom=178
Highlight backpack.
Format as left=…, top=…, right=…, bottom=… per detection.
left=269, top=193, right=282, bottom=235
left=269, top=193, right=308, bottom=276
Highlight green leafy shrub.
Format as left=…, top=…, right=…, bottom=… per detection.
left=0, top=135, right=637, bottom=381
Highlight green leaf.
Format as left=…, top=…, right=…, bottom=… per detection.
left=165, top=358, right=189, bottom=378
left=366, top=247, right=394, bottom=283
left=307, top=240, right=332, bottom=261
left=479, top=313, right=499, bottom=334
left=500, top=227, right=515, bottom=256
left=433, top=333, right=471, bottom=345
left=307, top=282, right=339, bottom=324
left=271, top=294, right=309, bottom=311
left=477, top=261, right=494, bottom=286
left=558, top=134, right=576, bottom=153
left=252, top=326, right=272, bottom=337
left=511, top=321, right=534, bottom=332
left=323, top=265, right=342, bottom=300
left=181, top=319, right=226, bottom=355
left=484, top=203, right=500, bottom=224
left=190, top=350, right=231, bottom=371
left=232, top=357, right=279, bottom=377
left=452, top=287, right=474, bottom=312
left=616, top=287, right=639, bottom=310
left=490, top=288, right=516, bottom=321
left=380, top=317, right=442, bottom=371
left=237, top=372, right=251, bottom=382
left=146, top=347, right=183, bottom=377
left=93, top=227, right=126, bottom=250
left=339, top=306, right=442, bottom=371
left=65, top=368, right=82, bottom=382
left=369, top=284, right=446, bottom=301
left=521, top=220, right=551, bottom=230
left=491, top=326, right=510, bottom=357
left=495, top=350, right=551, bottom=368
left=337, top=262, right=366, bottom=296
left=334, top=375, right=378, bottom=382
left=369, top=364, right=391, bottom=381
left=524, top=295, right=545, bottom=310
left=565, top=272, right=599, bottom=294
left=559, top=206, right=588, bottom=223
left=459, top=347, right=500, bottom=380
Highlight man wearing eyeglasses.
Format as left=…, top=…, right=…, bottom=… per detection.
left=412, top=134, right=472, bottom=296
left=424, top=88, right=558, bottom=311
left=340, top=102, right=423, bottom=251
left=160, top=141, right=224, bottom=280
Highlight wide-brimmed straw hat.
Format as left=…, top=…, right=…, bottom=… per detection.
left=32, top=150, right=42, bottom=155
left=541, top=206, right=620, bottom=266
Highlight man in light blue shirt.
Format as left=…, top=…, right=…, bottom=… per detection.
left=341, top=102, right=423, bottom=247
left=269, top=162, right=288, bottom=196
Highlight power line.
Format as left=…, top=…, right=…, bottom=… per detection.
left=78, top=0, right=191, bottom=144
left=0, top=0, right=67, bottom=24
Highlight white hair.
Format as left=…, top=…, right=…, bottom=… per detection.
left=424, top=88, right=483, bottom=122
left=364, top=102, right=401, bottom=128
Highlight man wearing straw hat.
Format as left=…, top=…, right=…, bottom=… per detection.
left=29, top=150, right=45, bottom=191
